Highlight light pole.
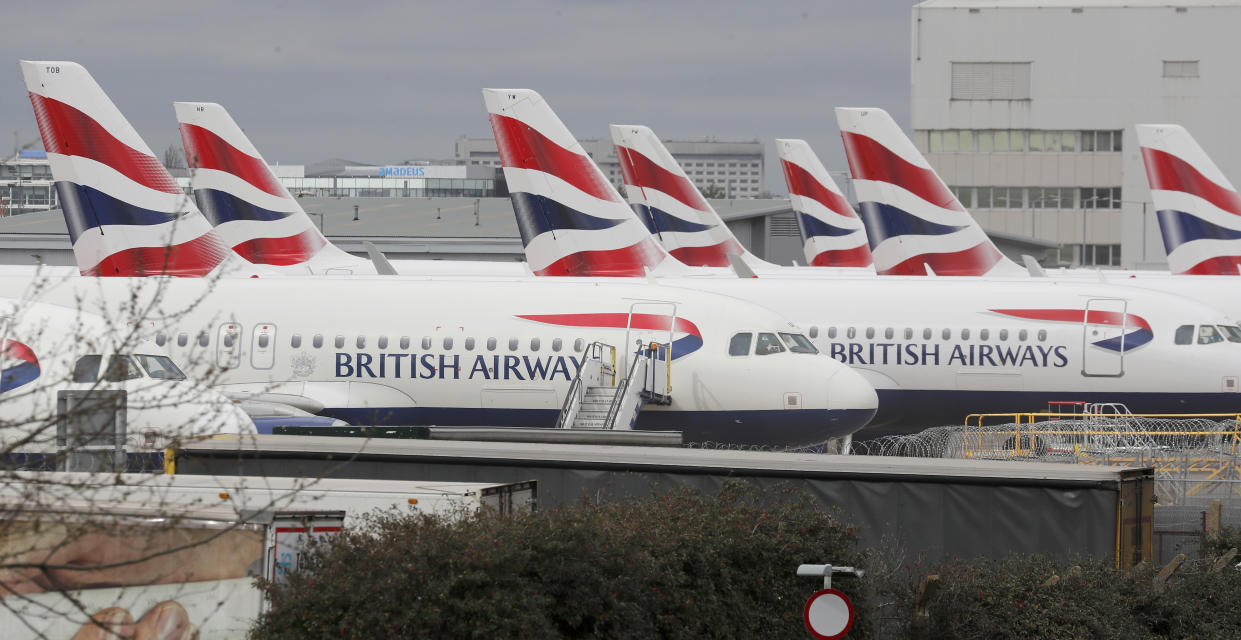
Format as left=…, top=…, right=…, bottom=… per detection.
left=1080, top=196, right=1100, bottom=267
left=308, top=212, right=325, bottom=235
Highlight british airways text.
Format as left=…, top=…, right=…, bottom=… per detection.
left=334, top=353, right=583, bottom=380
left=827, top=342, right=1070, bottom=368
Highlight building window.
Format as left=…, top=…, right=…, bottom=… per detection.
left=1077, top=244, right=1122, bottom=267
left=1080, top=187, right=1121, bottom=210
left=951, top=62, right=1031, bottom=100
left=1163, top=60, right=1199, bottom=78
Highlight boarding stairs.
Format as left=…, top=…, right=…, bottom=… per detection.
left=557, top=340, right=673, bottom=431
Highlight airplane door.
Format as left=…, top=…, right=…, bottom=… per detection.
left=624, top=301, right=677, bottom=383
left=1082, top=298, right=1126, bottom=377
left=217, top=323, right=242, bottom=369
left=251, top=323, right=276, bottom=370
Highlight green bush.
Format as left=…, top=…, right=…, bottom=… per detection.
left=883, top=555, right=1241, bottom=640
left=251, top=481, right=868, bottom=640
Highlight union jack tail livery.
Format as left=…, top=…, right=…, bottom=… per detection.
left=610, top=124, right=771, bottom=270
left=175, top=102, right=364, bottom=272
left=20, top=61, right=231, bottom=276
left=1137, top=124, right=1241, bottom=275
left=834, top=107, right=1022, bottom=277
left=775, top=139, right=874, bottom=268
left=483, top=89, right=683, bottom=277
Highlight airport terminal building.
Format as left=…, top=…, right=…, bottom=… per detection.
left=911, top=0, right=1241, bottom=269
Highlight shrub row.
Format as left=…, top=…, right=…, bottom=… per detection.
left=251, top=482, right=1241, bottom=639
left=252, top=481, right=867, bottom=639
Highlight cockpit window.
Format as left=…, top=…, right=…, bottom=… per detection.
left=779, top=332, right=819, bottom=354
left=135, top=354, right=187, bottom=381
left=728, top=332, right=752, bottom=356
left=72, top=355, right=102, bottom=382
left=1199, top=325, right=1225, bottom=345
left=1174, top=325, right=1194, bottom=345
left=1220, top=325, right=1241, bottom=343
left=102, top=356, right=143, bottom=382
left=755, top=333, right=785, bottom=355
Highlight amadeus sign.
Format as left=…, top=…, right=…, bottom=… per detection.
left=374, top=166, right=468, bottom=179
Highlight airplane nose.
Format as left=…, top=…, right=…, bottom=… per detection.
left=825, top=366, right=879, bottom=436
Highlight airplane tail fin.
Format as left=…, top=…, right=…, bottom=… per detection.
left=483, top=89, right=683, bottom=277
left=775, top=139, right=874, bottom=269
left=610, top=124, right=768, bottom=269
left=834, top=107, right=1022, bottom=276
left=174, top=102, right=366, bottom=272
left=20, top=61, right=231, bottom=276
left=1137, top=124, right=1241, bottom=275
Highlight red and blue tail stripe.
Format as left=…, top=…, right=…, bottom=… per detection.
left=776, top=140, right=874, bottom=269
left=1, top=339, right=40, bottom=392
left=1138, top=129, right=1241, bottom=275
left=991, top=309, right=1153, bottom=352
left=486, top=91, right=673, bottom=277
left=22, top=61, right=229, bottom=277
left=516, top=312, right=703, bottom=359
left=834, top=108, right=1020, bottom=277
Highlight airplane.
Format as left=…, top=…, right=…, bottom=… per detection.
left=0, top=274, right=879, bottom=447
left=832, top=107, right=1241, bottom=320
left=17, top=63, right=878, bottom=447
left=0, top=297, right=255, bottom=457
left=775, top=138, right=875, bottom=269
left=482, top=88, right=1241, bottom=435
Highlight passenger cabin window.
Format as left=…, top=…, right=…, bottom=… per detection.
left=508, top=338, right=519, bottom=351
left=729, top=332, right=753, bottom=356
left=884, top=328, right=894, bottom=339
left=923, top=328, right=932, bottom=340
left=465, top=337, right=475, bottom=351
left=904, top=328, right=913, bottom=340
left=155, top=332, right=167, bottom=347
left=809, top=326, right=818, bottom=339
left=422, top=337, right=432, bottom=350
left=755, top=333, right=785, bottom=355
left=443, top=337, right=453, bottom=350
left=865, top=327, right=875, bottom=339
left=223, top=333, right=236, bottom=348
left=980, top=329, right=989, bottom=341
left=487, top=337, right=497, bottom=351
left=258, top=334, right=270, bottom=348
left=961, top=329, right=971, bottom=340
left=779, top=333, right=818, bottom=354
left=552, top=338, right=563, bottom=352
left=1198, top=325, right=1224, bottom=345
left=1038, top=330, right=1047, bottom=342
left=941, top=329, right=950, bottom=340
left=177, top=333, right=188, bottom=347
left=313, top=334, right=324, bottom=349
left=1019, top=329, right=1028, bottom=342
left=356, top=336, right=366, bottom=349
left=197, top=333, right=209, bottom=347
left=1174, top=325, right=1194, bottom=345
left=400, top=337, right=410, bottom=349
left=846, top=327, right=856, bottom=339
left=334, top=335, right=344, bottom=349
left=574, top=338, right=585, bottom=352
left=530, top=338, right=541, bottom=352
left=1220, top=325, right=1241, bottom=343
left=291, top=335, right=302, bottom=349
left=378, top=336, right=388, bottom=349
left=828, top=327, right=837, bottom=339
left=999, top=329, right=1009, bottom=341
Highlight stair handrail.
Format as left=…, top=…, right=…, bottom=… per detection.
left=642, top=342, right=672, bottom=404
left=555, top=341, right=615, bottom=430
left=604, top=342, right=651, bottom=430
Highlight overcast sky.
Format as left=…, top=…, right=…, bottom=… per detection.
left=1, top=1, right=915, bottom=193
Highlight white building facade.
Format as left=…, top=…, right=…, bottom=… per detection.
left=911, top=0, right=1241, bottom=268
